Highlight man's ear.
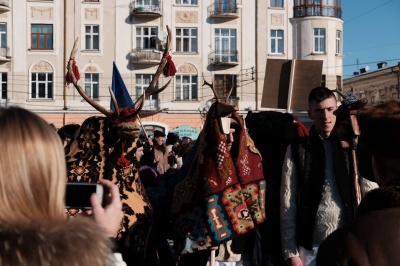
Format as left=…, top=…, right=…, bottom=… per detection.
left=307, top=109, right=313, bottom=120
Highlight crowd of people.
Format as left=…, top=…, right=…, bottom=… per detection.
left=0, top=86, right=398, bottom=266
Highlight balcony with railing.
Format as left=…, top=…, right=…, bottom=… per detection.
left=208, top=2, right=239, bottom=19
left=209, top=50, right=239, bottom=66
left=0, top=0, right=10, bottom=12
left=131, top=47, right=163, bottom=65
left=294, top=1, right=342, bottom=19
left=0, top=47, right=11, bottom=61
left=129, top=1, right=162, bottom=18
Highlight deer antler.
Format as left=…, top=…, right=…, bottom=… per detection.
left=202, top=74, right=219, bottom=102
left=67, top=25, right=173, bottom=119
left=333, top=88, right=346, bottom=98
left=130, top=25, right=173, bottom=116
left=67, top=38, right=111, bottom=117
left=108, top=86, right=120, bottom=116
left=202, top=73, right=238, bottom=118
left=225, top=76, right=235, bottom=102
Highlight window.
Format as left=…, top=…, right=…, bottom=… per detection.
left=270, top=30, right=284, bottom=54
left=321, top=74, right=326, bottom=88
left=31, top=24, right=53, bottom=50
left=0, top=23, right=6, bottom=48
left=176, top=0, right=198, bottom=4
left=84, top=73, right=99, bottom=100
left=136, top=27, right=158, bottom=50
left=136, top=0, right=158, bottom=6
left=214, top=29, right=237, bottom=63
left=294, top=0, right=342, bottom=18
left=271, top=0, right=283, bottom=7
left=175, top=75, right=198, bottom=101
left=85, top=25, right=99, bottom=50
left=314, top=28, right=325, bottom=53
left=371, top=96, right=375, bottom=105
left=214, top=74, right=237, bottom=101
left=136, top=74, right=158, bottom=109
left=176, top=28, right=198, bottom=53
left=336, top=75, right=342, bottom=91
left=215, top=0, right=237, bottom=13
left=31, top=73, right=53, bottom=99
left=336, top=30, right=342, bottom=55
left=0, top=23, right=7, bottom=58
left=0, top=72, right=7, bottom=100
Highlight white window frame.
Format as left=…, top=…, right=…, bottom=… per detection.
left=176, top=28, right=198, bottom=53
left=215, top=28, right=237, bottom=63
left=175, top=74, right=198, bottom=101
left=84, top=73, right=99, bottom=99
left=85, top=25, right=99, bottom=50
left=136, top=26, right=158, bottom=50
left=271, top=0, right=283, bottom=7
left=0, top=23, right=6, bottom=48
left=270, top=29, right=284, bottom=54
left=175, top=0, right=198, bottom=4
left=31, top=72, right=53, bottom=99
left=314, top=28, right=326, bottom=53
left=136, top=74, right=158, bottom=109
left=336, top=30, right=342, bottom=55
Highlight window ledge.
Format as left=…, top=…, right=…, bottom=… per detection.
left=28, top=49, right=54, bottom=52
left=173, top=52, right=199, bottom=55
left=268, top=53, right=286, bottom=56
left=81, top=98, right=100, bottom=102
left=268, top=6, right=284, bottom=10
left=173, top=4, right=199, bottom=7
left=311, top=52, right=326, bottom=55
left=173, top=100, right=200, bottom=102
left=26, top=99, right=55, bottom=102
left=81, top=49, right=101, bottom=53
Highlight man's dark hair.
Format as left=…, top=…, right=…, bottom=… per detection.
left=308, top=86, right=336, bottom=106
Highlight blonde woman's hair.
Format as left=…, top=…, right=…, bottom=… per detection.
left=0, top=107, right=66, bottom=224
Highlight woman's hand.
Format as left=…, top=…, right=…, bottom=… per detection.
left=88, top=179, right=124, bottom=238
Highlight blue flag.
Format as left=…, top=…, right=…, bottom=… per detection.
left=110, top=61, right=134, bottom=111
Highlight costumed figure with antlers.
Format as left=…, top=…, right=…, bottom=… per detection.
left=170, top=78, right=266, bottom=265
left=64, top=26, right=176, bottom=266
left=280, top=87, right=377, bottom=266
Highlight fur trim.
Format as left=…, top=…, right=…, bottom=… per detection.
left=0, top=218, right=113, bottom=266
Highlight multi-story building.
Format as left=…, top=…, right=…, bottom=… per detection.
left=342, top=62, right=400, bottom=105
left=2, top=0, right=343, bottom=135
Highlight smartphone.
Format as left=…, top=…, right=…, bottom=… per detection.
left=65, top=182, right=104, bottom=209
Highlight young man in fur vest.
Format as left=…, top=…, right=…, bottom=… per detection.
left=316, top=100, right=400, bottom=266
left=280, top=87, right=377, bottom=266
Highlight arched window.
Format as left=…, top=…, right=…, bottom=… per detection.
left=30, top=61, right=54, bottom=99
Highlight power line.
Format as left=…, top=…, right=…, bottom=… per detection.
left=345, top=0, right=395, bottom=24
left=345, top=42, right=400, bottom=53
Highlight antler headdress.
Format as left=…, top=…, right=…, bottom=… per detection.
left=171, top=74, right=266, bottom=255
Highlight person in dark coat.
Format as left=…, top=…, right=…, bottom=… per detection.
left=316, top=100, right=400, bottom=266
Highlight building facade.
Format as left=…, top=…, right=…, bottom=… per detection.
left=343, top=62, right=400, bottom=105
left=1, top=0, right=343, bottom=134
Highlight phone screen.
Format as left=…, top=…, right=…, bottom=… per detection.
left=65, top=183, right=98, bottom=209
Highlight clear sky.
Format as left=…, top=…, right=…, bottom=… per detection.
left=342, top=0, right=400, bottom=79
